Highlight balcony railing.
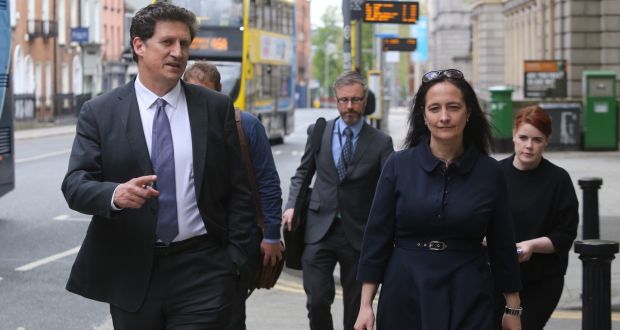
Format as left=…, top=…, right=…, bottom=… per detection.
left=27, top=19, right=43, bottom=38
left=14, top=94, right=36, bottom=121
left=27, top=19, right=58, bottom=39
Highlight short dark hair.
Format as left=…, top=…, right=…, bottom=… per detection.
left=333, top=71, right=368, bottom=97
left=184, top=62, right=221, bottom=87
left=404, top=71, right=494, bottom=155
left=129, top=2, right=197, bottom=62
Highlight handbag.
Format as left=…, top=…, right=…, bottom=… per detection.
left=283, top=117, right=327, bottom=270
left=235, top=110, right=285, bottom=290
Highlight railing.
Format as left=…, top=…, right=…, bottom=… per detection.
left=53, top=93, right=75, bottom=117
left=27, top=20, right=43, bottom=38
left=13, top=94, right=36, bottom=121
left=43, top=20, right=58, bottom=38
left=27, top=20, right=57, bottom=39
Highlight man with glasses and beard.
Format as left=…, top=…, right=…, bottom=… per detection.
left=283, top=71, right=393, bottom=330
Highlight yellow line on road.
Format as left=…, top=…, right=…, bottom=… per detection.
left=275, top=279, right=343, bottom=298
left=551, top=310, right=620, bottom=321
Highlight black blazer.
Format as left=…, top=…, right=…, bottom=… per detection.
left=286, top=118, right=393, bottom=251
left=61, top=80, right=255, bottom=312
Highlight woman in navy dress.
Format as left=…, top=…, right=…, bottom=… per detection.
left=354, top=70, right=522, bottom=330
left=493, top=106, right=579, bottom=329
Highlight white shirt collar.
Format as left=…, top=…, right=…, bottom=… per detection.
left=134, top=75, right=183, bottom=111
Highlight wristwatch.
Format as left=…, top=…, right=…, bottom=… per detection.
left=504, top=306, right=523, bottom=316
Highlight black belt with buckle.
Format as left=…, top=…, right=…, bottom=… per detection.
left=154, top=234, right=210, bottom=256
left=396, top=239, right=484, bottom=252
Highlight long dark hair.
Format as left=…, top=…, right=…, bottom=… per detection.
left=403, top=75, right=494, bottom=155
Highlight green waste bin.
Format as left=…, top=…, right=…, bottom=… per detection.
left=582, top=71, right=618, bottom=150
left=489, top=86, right=514, bottom=152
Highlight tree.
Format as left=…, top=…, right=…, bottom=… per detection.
left=311, top=6, right=343, bottom=98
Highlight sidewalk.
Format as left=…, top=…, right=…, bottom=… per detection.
left=14, top=124, right=75, bottom=141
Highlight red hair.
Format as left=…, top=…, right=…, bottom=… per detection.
left=514, top=105, right=552, bottom=138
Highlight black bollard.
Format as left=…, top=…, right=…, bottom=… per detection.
left=578, top=177, right=603, bottom=239
left=574, top=240, right=619, bottom=330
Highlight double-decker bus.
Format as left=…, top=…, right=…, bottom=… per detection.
left=164, top=0, right=296, bottom=143
left=0, top=1, right=15, bottom=199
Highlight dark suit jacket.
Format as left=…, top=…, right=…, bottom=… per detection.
left=286, top=118, right=393, bottom=251
left=61, top=80, right=255, bottom=312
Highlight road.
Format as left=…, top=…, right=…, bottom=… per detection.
left=0, top=109, right=618, bottom=329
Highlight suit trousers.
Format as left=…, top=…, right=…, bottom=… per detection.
left=226, top=227, right=262, bottom=330
left=110, top=235, right=235, bottom=330
left=302, top=219, right=361, bottom=330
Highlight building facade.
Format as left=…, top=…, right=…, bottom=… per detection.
left=101, top=0, right=126, bottom=91
left=295, top=0, right=311, bottom=108
left=10, top=0, right=126, bottom=123
left=471, top=0, right=620, bottom=100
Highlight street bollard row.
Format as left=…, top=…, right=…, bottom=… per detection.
left=574, top=177, right=619, bottom=330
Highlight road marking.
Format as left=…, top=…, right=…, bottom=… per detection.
left=291, top=151, right=302, bottom=156
left=550, top=310, right=620, bottom=321
left=15, top=246, right=80, bottom=272
left=275, top=278, right=343, bottom=298
left=53, top=214, right=90, bottom=222
left=273, top=150, right=283, bottom=156
left=15, top=149, right=72, bottom=164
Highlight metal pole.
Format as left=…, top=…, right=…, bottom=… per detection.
left=355, top=19, right=362, bottom=71
left=342, top=0, right=352, bottom=71
left=574, top=240, right=619, bottom=330
left=579, top=177, right=603, bottom=239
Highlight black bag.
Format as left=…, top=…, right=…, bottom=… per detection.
left=283, top=117, right=326, bottom=270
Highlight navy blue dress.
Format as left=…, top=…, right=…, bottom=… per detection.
left=357, top=141, right=521, bottom=330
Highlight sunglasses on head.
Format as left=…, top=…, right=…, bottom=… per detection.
left=422, top=69, right=464, bottom=83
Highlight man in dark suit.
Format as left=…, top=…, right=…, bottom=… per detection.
left=61, top=3, right=254, bottom=329
left=282, top=71, right=394, bottom=330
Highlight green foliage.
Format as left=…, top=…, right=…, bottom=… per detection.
left=311, top=6, right=343, bottom=98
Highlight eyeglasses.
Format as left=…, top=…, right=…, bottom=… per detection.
left=422, top=69, right=464, bottom=83
left=337, top=96, right=365, bottom=105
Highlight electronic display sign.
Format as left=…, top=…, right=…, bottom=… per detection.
left=190, top=28, right=243, bottom=59
left=382, top=38, right=417, bottom=51
left=364, top=1, right=419, bottom=24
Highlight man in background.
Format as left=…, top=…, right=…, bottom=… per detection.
left=282, top=71, right=394, bottom=330
left=185, top=61, right=284, bottom=330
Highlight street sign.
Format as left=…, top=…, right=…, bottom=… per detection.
left=71, top=27, right=88, bottom=43
left=382, top=38, right=417, bottom=51
left=524, top=60, right=567, bottom=98
left=364, top=1, right=419, bottom=24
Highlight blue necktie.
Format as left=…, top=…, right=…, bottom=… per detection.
left=337, top=127, right=353, bottom=182
left=151, top=98, right=178, bottom=245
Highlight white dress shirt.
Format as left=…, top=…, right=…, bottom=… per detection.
left=133, top=76, right=207, bottom=241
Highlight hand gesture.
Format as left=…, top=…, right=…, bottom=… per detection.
left=113, top=175, right=159, bottom=209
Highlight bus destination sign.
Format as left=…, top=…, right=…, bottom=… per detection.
left=364, top=1, right=419, bottom=24
left=382, top=38, right=417, bottom=52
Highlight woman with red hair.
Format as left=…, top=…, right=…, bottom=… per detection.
left=494, top=105, right=579, bottom=329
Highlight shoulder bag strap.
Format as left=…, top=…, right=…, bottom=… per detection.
left=235, top=110, right=266, bottom=232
